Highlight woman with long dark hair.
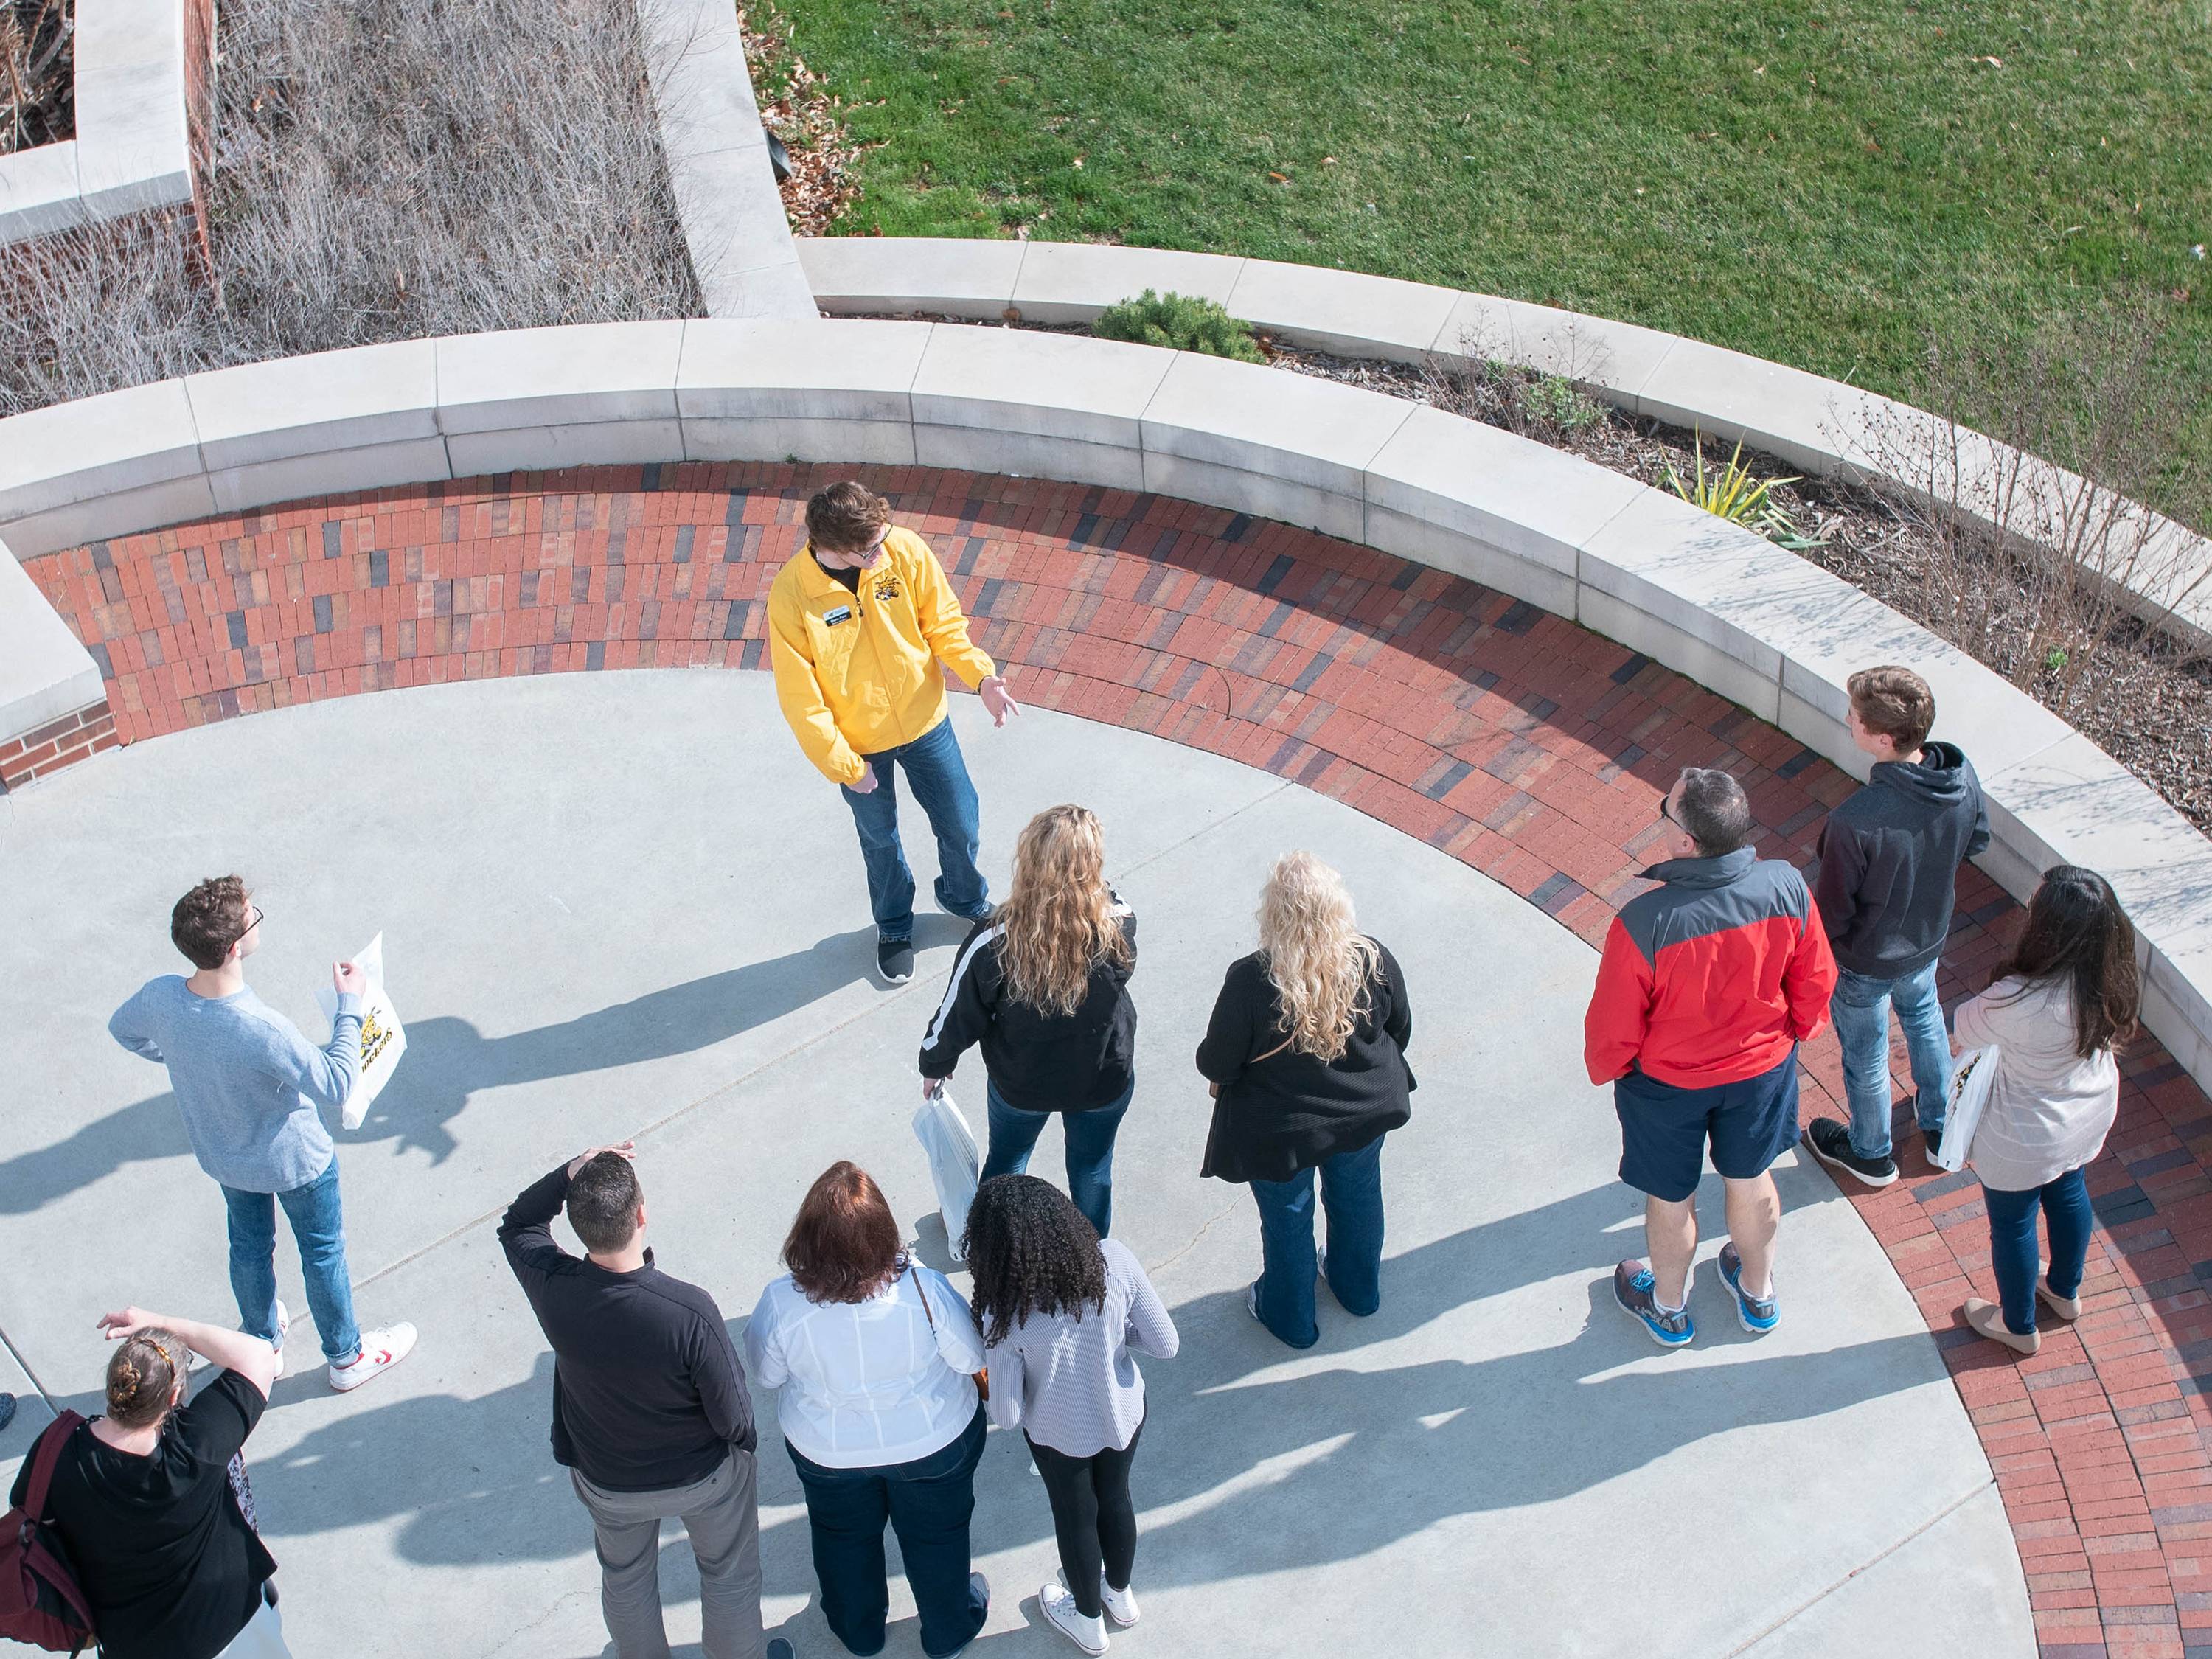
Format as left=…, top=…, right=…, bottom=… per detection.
left=920, top=804, right=1138, bottom=1237
left=1958, top=866, right=2140, bottom=1355
left=743, top=1163, right=991, bottom=1658
left=11, top=1306, right=287, bottom=1658
left=964, top=1175, right=1178, bottom=1656
left=1197, top=852, right=1413, bottom=1349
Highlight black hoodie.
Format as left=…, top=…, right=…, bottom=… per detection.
left=918, top=901, right=1138, bottom=1112
left=1811, top=740, right=1991, bottom=980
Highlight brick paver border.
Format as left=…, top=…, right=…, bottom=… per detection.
left=27, top=464, right=2212, bottom=1658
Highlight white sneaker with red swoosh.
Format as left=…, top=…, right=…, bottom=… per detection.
left=328, top=1323, right=417, bottom=1393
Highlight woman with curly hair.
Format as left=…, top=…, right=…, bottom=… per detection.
left=11, top=1305, right=286, bottom=1657
left=964, top=1175, right=1178, bottom=1656
left=1958, top=866, right=2141, bottom=1356
left=744, top=1163, right=991, bottom=1658
left=1197, top=852, right=1414, bottom=1349
left=919, top=805, right=1138, bottom=1237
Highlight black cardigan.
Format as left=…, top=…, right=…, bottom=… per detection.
left=1195, top=941, right=1414, bottom=1183
left=918, top=905, right=1138, bottom=1113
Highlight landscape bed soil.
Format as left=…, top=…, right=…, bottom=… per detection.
left=856, top=310, right=2212, bottom=837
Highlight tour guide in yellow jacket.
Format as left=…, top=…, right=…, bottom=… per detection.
left=768, top=481, right=1020, bottom=985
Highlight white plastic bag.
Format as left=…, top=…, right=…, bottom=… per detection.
left=1931, top=1044, right=2000, bottom=1174
left=314, top=932, right=408, bottom=1131
left=912, top=1087, right=981, bottom=1262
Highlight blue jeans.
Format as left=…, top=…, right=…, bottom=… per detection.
left=839, top=717, right=987, bottom=943
left=1983, top=1166, right=2093, bottom=1336
left=220, top=1155, right=361, bottom=1366
left=980, top=1079, right=1132, bottom=1239
left=1247, top=1135, right=1387, bottom=1349
left=1832, top=962, right=1952, bottom=1160
left=787, top=1406, right=989, bottom=1659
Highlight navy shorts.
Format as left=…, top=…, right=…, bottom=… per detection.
left=1614, top=1051, right=1800, bottom=1203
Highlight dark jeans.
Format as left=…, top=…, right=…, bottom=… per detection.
left=1247, top=1134, right=1386, bottom=1349
left=980, top=1079, right=1133, bottom=1238
left=1028, top=1414, right=1145, bottom=1621
left=1984, top=1165, right=2093, bottom=1336
left=220, top=1155, right=361, bottom=1366
left=786, top=1406, right=989, bottom=1658
left=839, top=716, right=988, bottom=943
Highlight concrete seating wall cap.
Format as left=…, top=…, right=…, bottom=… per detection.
left=0, top=316, right=2205, bottom=1101
left=0, top=0, right=201, bottom=245
left=799, top=236, right=2212, bottom=649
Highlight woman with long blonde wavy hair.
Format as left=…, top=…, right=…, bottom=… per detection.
left=1197, top=852, right=1414, bottom=1349
left=919, top=805, right=1138, bottom=1237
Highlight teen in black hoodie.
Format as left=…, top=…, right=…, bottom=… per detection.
left=919, top=806, right=1137, bottom=1237
left=1804, top=667, right=1990, bottom=1189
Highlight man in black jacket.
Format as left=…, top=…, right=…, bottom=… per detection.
left=1803, top=666, right=1991, bottom=1189
left=499, top=1143, right=789, bottom=1659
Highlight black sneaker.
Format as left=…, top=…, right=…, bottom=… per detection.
left=1924, top=1125, right=1944, bottom=1162
left=875, top=936, right=915, bottom=984
left=1804, top=1117, right=1899, bottom=1189
left=942, top=897, right=996, bottom=925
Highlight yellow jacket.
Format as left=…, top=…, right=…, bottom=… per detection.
left=767, top=526, right=997, bottom=785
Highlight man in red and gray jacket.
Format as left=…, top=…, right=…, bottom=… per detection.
left=1585, top=767, right=1837, bottom=1348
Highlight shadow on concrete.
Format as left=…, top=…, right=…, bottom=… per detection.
left=0, top=933, right=877, bottom=1213
left=209, top=1178, right=1938, bottom=1608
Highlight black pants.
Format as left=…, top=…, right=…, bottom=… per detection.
left=1026, top=1413, right=1144, bottom=1620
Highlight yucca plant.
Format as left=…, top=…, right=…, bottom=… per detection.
left=1664, top=431, right=1824, bottom=547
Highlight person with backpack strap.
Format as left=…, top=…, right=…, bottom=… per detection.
left=7, top=1307, right=285, bottom=1658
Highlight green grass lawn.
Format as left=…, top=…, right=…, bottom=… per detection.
left=765, top=0, right=2211, bottom=473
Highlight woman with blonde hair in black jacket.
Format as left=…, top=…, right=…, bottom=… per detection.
left=919, top=804, right=1137, bottom=1237
left=1198, top=852, right=1413, bottom=1349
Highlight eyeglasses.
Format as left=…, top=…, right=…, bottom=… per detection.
left=234, top=905, right=264, bottom=944
left=1659, top=796, right=1678, bottom=826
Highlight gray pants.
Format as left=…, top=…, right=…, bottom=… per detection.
left=571, top=1450, right=765, bottom=1659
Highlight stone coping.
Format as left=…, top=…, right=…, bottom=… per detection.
left=0, top=0, right=206, bottom=244
left=797, top=235, right=2212, bottom=651
left=0, top=316, right=2204, bottom=1097
left=636, top=0, right=813, bottom=319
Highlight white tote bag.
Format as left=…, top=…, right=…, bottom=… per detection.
left=1930, top=1044, right=2000, bottom=1175
left=314, top=932, right=408, bottom=1131
left=912, top=1087, right=981, bottom=1262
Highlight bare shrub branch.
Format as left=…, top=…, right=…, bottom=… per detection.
left=1859, top=297, right=2212, bottom=715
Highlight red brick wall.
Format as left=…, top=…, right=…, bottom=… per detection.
left=0, top=700, right=116, bottom=791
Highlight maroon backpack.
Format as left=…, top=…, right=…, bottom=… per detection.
left=0, top=1409, right=95, bottom=1653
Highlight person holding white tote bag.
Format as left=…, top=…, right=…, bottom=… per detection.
left=1956, top=866, right=2141, bottom=1357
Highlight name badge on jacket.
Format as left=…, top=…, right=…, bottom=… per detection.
left=823, top=605, right=854, bottom=626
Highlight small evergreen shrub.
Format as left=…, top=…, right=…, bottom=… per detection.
left=1092, top=288, right=1264, bottom=362
left=1523, top=373, right=1606, bottom=437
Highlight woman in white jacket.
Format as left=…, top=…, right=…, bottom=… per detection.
left=1958, top=866, right=2140, bottom=1356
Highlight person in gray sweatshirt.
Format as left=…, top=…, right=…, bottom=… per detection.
left=108, top=876, right=417, bottom=1394
left=964, top=1175, right=1178, bottom=1657
left=1802, top=667, right=1991, bottom=1189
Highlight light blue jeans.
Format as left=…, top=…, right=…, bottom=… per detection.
left=1831, top=962, right=1952, bottom=1161
left=220, top=1155, right=361, bottom=1366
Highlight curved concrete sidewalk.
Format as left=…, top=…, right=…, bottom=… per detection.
left=0, top=673, right=2024, bottom=1657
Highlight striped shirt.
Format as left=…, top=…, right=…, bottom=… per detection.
left=743, top=1265, right=984, bottom=1469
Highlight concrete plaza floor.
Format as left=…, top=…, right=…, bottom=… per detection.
left=0, top=671, right=2031, bottom=1656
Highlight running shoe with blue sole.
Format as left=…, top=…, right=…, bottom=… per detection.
left=1717, top=1242, right=1779, bottom=1334
left=1613, top=1259, right=1693, bottom=1347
